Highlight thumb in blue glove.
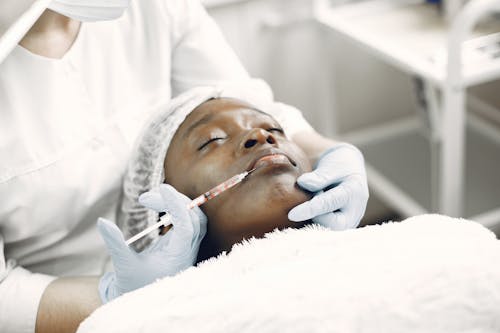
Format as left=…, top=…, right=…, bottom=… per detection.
left=288, top=143, right=369, bottom=230
left=98, top=184, right=207, bottom=303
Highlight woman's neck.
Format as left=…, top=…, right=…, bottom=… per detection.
left=19, top=9, right=81, bottom=58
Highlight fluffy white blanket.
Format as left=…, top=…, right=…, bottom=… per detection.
left=78, top=215, right=500, bottom=333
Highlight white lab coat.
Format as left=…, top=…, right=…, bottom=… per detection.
left=0, top=0, right=312, bottom=331
left=0, top=0, right=310, bottom=332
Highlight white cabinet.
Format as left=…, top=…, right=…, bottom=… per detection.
left=315, top=0, right=500, bottom=227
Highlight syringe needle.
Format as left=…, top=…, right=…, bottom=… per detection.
left=187, top=168, right=256, bottom=209
left=125, top=215, right=170, bottom=246
left=125, top=168, right=257, bottom=246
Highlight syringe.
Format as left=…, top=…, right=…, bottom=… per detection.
left=125, top=167, right=258, bottom=246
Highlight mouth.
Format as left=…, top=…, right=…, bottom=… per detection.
left=247, top=150, right=297, bottom=172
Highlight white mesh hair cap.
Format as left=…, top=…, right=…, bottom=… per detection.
left=119, top=82, right=299, bottom=251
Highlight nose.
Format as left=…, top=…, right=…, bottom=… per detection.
left=241, top=128, right=277, bottom=149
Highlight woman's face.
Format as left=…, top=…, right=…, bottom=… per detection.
left=164, top=98, right=312, bottom=253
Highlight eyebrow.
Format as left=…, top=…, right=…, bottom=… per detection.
left=251, top=108, right=272, bottom=117
left=183, top=113, right=216, bottom=139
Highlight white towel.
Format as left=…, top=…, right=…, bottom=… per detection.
left=78, top=215, right=500, bottom=333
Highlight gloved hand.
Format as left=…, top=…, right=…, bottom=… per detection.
left=98, top=184, right=207, bottom=303
left=288, top=143, right=369, bottom=230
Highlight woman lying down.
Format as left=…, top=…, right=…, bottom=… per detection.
left=85, top=87, right=500, bottom=333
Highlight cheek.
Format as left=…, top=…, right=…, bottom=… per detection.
left=256, top=173, right=312, bottom=208
left=166, top=160, right=204, bottom=199
left=290, top=147, right=312, bottom=173
left=192, top=158, right=236, bottom=195
left=278, top=141, right=312, bottom=173
left=167, top=152, right=234, bottom=199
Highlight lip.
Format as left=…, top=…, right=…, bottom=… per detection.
left=246, top=148, right=296, bottom=172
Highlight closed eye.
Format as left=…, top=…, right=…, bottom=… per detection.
left=268, top=127, right=285, bottom=134
left=198, top=137, right=225, bottom=150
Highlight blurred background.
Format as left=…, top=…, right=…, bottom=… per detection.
left=202, top=0, right=500, bottom=231
left=2, top=0, right=500, bottom=232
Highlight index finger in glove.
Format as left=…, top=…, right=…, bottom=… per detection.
left=288, top=185, right=349, bottom=222
left=158, top=185, right=195, bottom=235
left=296, top=169, right=348, bottom=193
left=297, top=144, right=365, bottom=192
left=138, top=189, right=168, bottom=212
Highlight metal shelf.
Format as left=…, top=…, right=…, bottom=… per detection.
left=315, top=0, right=500, bottom=88
left=344, top=112, right=500, bottom=227
left=315, top=0, right=500, bottom=226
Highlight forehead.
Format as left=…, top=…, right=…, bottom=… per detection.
left=178, top=98, right=276, bottom=137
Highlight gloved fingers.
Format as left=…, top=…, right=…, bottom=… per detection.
left=146, top=223, right=174, bottom=253
left=97, top=218, right=131, bottom=256
left=168, top=218, right=196, bottom=248
left=156, top=185, right=196, bottom=243
left=138, top=189, right=168, bottom=212
left=288, top=186, right=349, bottom=222
left=350, top=197, right=368, bottom=229
left=191, top=205, right=208, bottom=227
left=312, top=211, right=349, bottom=231
left=187, top=207, right=208, bottom=249
left=189, top=211, right=200, bottom=239
left=296, top=169, right=348, bottom=193
left=168, top=208, right=207, bottom=256
left=140, top=184, right=191, bottom=214
left=159, top=184, right=208, bottom=230
left=158, top=184, right=192, bottom=205
left=158, top=185, right=192, bottom=225
left=297, top=144, right=366, bottom=192
left=98, top=272, right=119, bottom=304
left=154, top=184, right=207, bottom=254
left=147, top=185, right=207, bottom=231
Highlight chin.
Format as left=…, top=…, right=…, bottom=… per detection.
left=265, top=173, right=312, bottom=206
left=243, top=175, right=312, bottom=232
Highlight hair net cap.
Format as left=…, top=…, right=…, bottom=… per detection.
left=120, top=83, right=281, bottom=251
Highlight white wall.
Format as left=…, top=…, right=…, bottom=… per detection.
left=205, top=0, right=415, bottom=138
left=206, top=0, right=339, bottom=136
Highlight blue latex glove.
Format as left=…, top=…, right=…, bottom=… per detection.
left=288, top=143, right=369, bottom=230
left=98, top=184, right=207, bottom=303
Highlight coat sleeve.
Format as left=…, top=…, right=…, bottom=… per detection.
left=0, top=235, right=56, bottom=333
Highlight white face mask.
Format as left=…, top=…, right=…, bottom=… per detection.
left=48, top=0, right=131, bottom=22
